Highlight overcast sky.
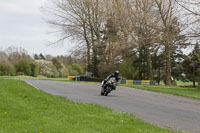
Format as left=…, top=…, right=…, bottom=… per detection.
left=0, top=0, right=73, bottom=56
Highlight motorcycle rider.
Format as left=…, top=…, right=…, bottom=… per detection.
left=101, top=70, right=120, bottom=90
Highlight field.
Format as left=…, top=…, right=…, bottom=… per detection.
left=0, top=79, right=179, bottom=133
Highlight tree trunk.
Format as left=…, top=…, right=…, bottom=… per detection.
left=83, top=22, right=91, bottom=72
left=165, top=43, right=172, bottom=86
left=147, top=48, right=153, bottom=80
left=92, top=48, right=99, bottom=77
left=157, top=59, right=161, bottom=85
left=87, top=6, right=99, bottom=77
left=192, top=68, right=196, bottom=87
left=87, top=46, right=91, bottom=71
left=193, top=81, right=196, bottom=88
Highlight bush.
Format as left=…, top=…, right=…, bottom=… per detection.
left=51, top=58, right=70, bottom=77
left=15, top=59, right=32, bottom=76
left=67, top=65, right=79, bottom=76
left=30, top=61, right=40, bottom=77
left=59, top=67, right=69, bottom=77
left=52, top=58, right=63, bottom=70
left=0, top=61, right=16, bottom=76
left=14, top=59, right=40, bottom=77
left=36, top=60, right=59, bottom=78
left=70, top=69, right=79, bottom=76
left=71, top=64, right=84, bottom=75
left=119, top=58, right=138, bottom=80
left=16, top=72, right=24, bottom=76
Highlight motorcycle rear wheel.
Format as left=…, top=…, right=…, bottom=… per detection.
left=100, top=87, right=104, bottom=96
left=104, top=86, right=110, bottom=96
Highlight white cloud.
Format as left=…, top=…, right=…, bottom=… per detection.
left=0, top=0, right=73, bottom=56
left=0, top=0, right=41, bottom=15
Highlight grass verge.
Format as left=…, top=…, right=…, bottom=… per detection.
left=0, top=79, right=178, bottom=133
left=0, top=76, right=70, bottom=82
left=0, top=76, right=98, bottom=84
left=122, top=84, right=200, bottom=100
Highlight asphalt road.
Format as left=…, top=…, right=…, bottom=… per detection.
left=24, top=80, right=200, bottom=133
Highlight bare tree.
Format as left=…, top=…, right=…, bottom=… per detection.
left=45, top=0, right=186, bottom=81
left=154, top=0, right=185, bottom=85
left=45, top=0, right=108, bottom=76
left=0, top=49, right=8, bottom=61
left=133, top=0, right=161, bottom=80
left=111, top=0, right=161, bottom=80
left=6, top=47, right=30, bottom=64
left=175, top=0, right=200, bottom=38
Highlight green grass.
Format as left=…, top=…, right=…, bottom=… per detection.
left=159, top=80, right=196, bottom=86
left=122, top=84, right=200, bottom=100
left=0, top=75, right=69, bottom=81
left=0, top=79, right=179, bottom=133
left=0, top=75, right=97, bottom=84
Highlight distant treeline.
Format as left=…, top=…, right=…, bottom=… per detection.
left=0, top=45, right=200, bottom=87
left=0, top=47, right=85, bottom=78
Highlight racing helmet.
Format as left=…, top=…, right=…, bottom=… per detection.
left=114, top=70, right=119, bottom=76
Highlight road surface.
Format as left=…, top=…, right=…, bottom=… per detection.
left=24, top=80, right=200, bottom=133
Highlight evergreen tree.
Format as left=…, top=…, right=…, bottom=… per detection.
left=182, top=43, right=200, bottom=87
left=34, top=54, right=39, bottom=60
left=39, top=53, right=46, bottom=60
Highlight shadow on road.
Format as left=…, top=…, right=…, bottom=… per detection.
left=95, top=94, right=120, bottom=97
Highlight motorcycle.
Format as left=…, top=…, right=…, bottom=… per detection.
left=101, top=77, right=117, bottom=96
